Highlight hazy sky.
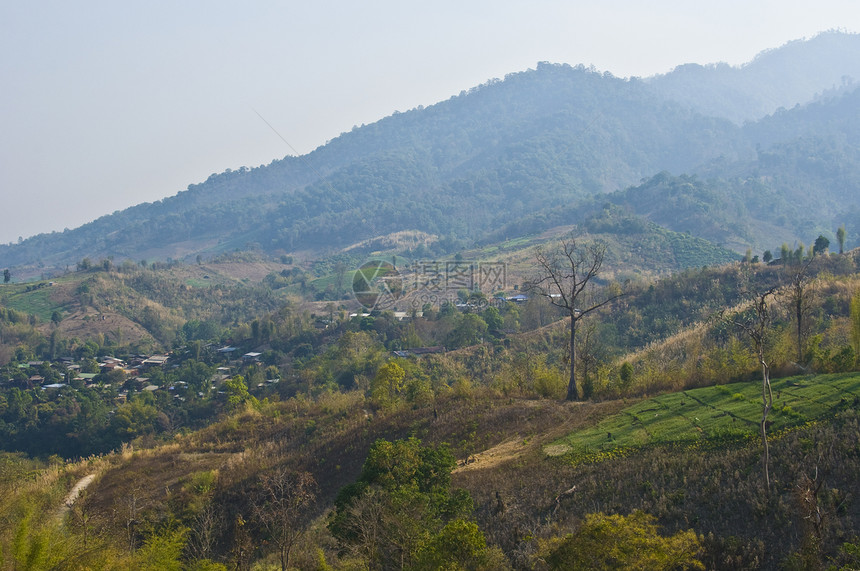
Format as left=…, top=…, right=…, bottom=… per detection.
left=2, top=1, right=859, bottom=245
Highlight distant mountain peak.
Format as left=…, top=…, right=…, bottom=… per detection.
left=647, top=30, right=860, bottom=123
left=3, top=32, right=860, bottom=276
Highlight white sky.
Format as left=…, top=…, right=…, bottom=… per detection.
left=2, top=0, right=859, bottom=244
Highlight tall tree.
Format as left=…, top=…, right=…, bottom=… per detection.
left=577, top=321, right=607, bottom=400
left=329, top=437, right=472, bottom=569
left=3, top=269, right=9, bottom=283
left=723, top=279, right=780, bottom=492
left=785, top=260, right=814, bottom=365
left=526, top=235, right=624, bottom=401
left=813, top=235, right=830, bottom=256
left=252, top=468, right=318, bottom=571
left=780, top=243, right=791, bottom=266
left=371, top=361, right=406, bottom=407
left=837, top=224, right=846, bottom=254
left=795, top=243, right=806, bottom=264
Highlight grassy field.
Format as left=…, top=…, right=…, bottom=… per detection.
left=184, top=278, right=216, bottom=288
left=547, top=373, right=860, bottom=461
left=1, top=284, right=70, bottom=322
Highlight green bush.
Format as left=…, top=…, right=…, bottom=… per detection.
left=542, top=511, right=704, bottom=570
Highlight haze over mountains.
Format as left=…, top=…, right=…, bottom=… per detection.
left=3, top=30, right=860, bottom=274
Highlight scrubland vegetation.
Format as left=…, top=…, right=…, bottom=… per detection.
left=2, top=242, right=860, bottom=569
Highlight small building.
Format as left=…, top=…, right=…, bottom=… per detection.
left=142, top=355, right=169, bottom=368
left=411, top=346, right=446, bottom=355
left=99, top=362, right=123, bottom=373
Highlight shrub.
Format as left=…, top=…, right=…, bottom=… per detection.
left=540, top=511, right=704, bottom=570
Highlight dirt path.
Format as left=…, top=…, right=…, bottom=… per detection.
left=58, top=474, right=96, bottom=517
left=453, top=439, right=529, bottom=473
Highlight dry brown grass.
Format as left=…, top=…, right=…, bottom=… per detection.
left=198, top=261, right=291, bottom=282
left=341, top=230, right=438, bottom=253
left=53, top=308, right=153, bottom=345
left=6, top=381, right=857, bottom=570
left=79, top=444, right=239, bottom=527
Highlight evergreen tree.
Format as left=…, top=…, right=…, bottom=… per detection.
left=813, top=235, right=830, bottom=256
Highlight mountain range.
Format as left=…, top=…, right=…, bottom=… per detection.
left=3, top=30, right=860, bottom=275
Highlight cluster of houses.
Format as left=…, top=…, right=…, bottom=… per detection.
left=1, top=354, right=172, bottom=396
left=346, top=293, right=531, bottom=322
left=1, top=347, right=271, bottom=402
left=2, top=294, right=540, bottom=399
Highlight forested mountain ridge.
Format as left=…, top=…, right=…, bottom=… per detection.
left=481, top=78, right=860, bottom=252
left=0, top=64, right=746, bottom=272
left=3, top=32, right=860, bottom=275
left=645, top=30, right=860, bottom=123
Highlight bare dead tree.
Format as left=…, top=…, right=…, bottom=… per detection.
left=252, top=468, right=318, bottom=571
left=723, top=282, right=780, bottom=492
left=526, top=235, right=624, bottom=400
left=188, top=499, right=221, bottom=562
left=231, top=514, right=253, bottom=571
left=115, top=485, right=145, bottom=553
left=794, top=440, right=838, bottom=561
left=796, top=461, right=827, bottom=548
left=338, top=487, right=387, bottom=567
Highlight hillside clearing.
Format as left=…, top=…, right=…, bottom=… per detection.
left=547, top=372, right=860, bottom=460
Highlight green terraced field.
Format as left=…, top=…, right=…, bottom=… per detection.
left=3, top=286, right=61, bottom=322
left=548, top=373, right=860, bottom=460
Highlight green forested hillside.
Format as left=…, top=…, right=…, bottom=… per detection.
left=1, top=62, right=751, bottom=273
left=493, top=82, right=860, bottom=253
left=4, top=34, right=860, bottom=274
